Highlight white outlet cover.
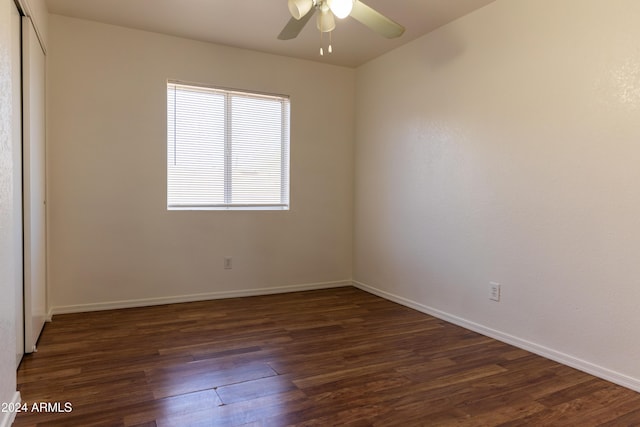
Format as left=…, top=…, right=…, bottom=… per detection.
left=490, top=282, right=500, bottom=302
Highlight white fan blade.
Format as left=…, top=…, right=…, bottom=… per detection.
left=278, top=8, right=315, bottom=40
left=350, top=0, right=405, bottom=39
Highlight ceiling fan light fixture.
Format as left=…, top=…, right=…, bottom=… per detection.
left=327, top=0, right=354, bottom=19
left=279, top=0, right=405, bottom=55
left=288, top=0, right=314, bottom=20
left=316, top=4, right=336, bottom=32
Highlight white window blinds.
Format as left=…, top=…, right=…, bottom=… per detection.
left=167, top=82, right=290, bottom=210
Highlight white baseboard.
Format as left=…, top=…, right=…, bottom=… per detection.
left=0, top=392, right=21, bottom=427
left=352, top=280, right=640, bottom=394
left=49, top=280, right=351, bottom=316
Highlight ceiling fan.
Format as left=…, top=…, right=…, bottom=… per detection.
left=278, top=0, right=405, bottom=55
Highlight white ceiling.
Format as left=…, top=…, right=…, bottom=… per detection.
left=45, top=0, right=496, bottom=68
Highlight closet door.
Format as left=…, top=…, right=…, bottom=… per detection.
left=23, top=16, right=46, bottom=353
left=11, top=0, right=23, bottom=367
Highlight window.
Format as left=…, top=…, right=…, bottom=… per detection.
left=167, top=81, right=290, bottom=210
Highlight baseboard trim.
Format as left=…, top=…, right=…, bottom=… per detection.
left=352, top=280, right=640, bottom=393
left=50, top=280, right=351, bottom=316
left=0, top=391, right=21, bottom=427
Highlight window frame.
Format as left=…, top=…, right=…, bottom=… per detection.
left=166, top=80, right=291, bottom=211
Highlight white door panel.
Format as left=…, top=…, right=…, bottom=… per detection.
left=11, top=0, right=24, bottom=367
left=23, top=16, right=46, bottom=353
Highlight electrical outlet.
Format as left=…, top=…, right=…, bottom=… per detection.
left=489, top=282, right=501, bottom=302
left=224, top=257, right=232, bottom=270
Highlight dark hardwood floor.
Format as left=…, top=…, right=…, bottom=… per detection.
left=14, top=287, right=640, bottom=426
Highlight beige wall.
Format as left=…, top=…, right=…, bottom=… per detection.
left=354, top=0, right=640, bottom=389
left=47, top=15, right=354, bottom=312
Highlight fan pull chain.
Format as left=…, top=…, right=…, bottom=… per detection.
left=320, top=14, right=324, bottom=55
left=318, top=11, right=332, bottom=56
left=319, top=31, right=333, bottom=56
